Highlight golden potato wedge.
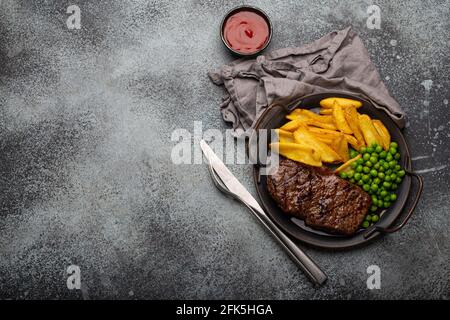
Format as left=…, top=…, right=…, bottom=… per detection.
left=275, top=129, right=295, bottom=143
left=293, top=126, right=342, bottom=163
left=320, top=97, right=363, bottom=109
left=308, top=127, right=343, bottom=137
left=270, top=142, right=322, bottom=167
left=343, top=134, right=361, bottom=150
left=358, top=114, right=383, bottom=147
left=305, top=119, right=337, bottom=130
left=331, top=135, right=350, bottom=162
left=280, top=118, right=304, bottom=131
left=344, top=107, right=366, bottom=149
left=332, top=102, right=353, bottom=134
left=335, top=154, right=362, bottom=173
left=286, top=109, right=310, bottom=121
left=316, top=136, right=334, bottom=145
left=297, top=109, right=335, bottom=123
left=372, top=120, right=391, bottom=150
left=319, top=108, right=333, bottom=115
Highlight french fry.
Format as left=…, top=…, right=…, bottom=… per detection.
left=275, top=129, right=295, bottom=143
left=308, top=127, right=342, bottom=137
left=320, top=97, right=363, bottom=109
left=372, top=120, right=391, bottom=150
left=286, top=109, right=310, bottom=121
left=331, top=135, right=350, bottom=162
left=335, top=154, right=362, bottom=173
left=319, top=108, right=333, bottom=115
left=316, top=136, right=334, bottom=145
left=305, top=119, right=337, bottom=130
left=270, top=142, right=322, bottom=167
left=358, top=114, right=383, bottom=147
left=344, top=107, right=365, bottom=149
left=297, top=109, right=335, bottom=123
left=332, top=102, right=353, bottom=134
left=293, top=126, right=342, bottom=163
left=280, top=118, right=304, bottom=131
left=344, top=134, right=361, bottom=150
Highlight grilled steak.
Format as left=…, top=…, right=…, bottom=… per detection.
left=267, top=158, right=371, bottom=235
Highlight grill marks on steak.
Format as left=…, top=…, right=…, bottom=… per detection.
left=267, top=158, right=372, bottom=235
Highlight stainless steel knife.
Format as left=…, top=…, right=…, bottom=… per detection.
left=200, top=139, right=327, bottom=286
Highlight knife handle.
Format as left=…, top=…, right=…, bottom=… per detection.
left=247, top=205, right=328, bottom=286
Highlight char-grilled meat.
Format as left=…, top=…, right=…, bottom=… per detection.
left=267, top=158, right=371, bottom=235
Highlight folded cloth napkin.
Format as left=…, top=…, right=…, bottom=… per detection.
left=209, top=27, right=405, bottom=135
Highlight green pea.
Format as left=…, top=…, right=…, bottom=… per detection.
left=380, top=190, right=388, bottom=197
left=362, top=221, right=370, bottom=228
left=360, top=147, right=367, bottom=153
left=373, top=178, right=381, bottom=185
left=354, top=173, right=362, bottom=181
left=395, top=177, right=402, bottom=184
left=379, top=151, right=387, bottom=159
left=383, top=162, right=390, bottom=170
left=378, top=172, right=385, bottom=180
left=367, top=147, right=374, bottom=153
left=379, top=166, right=385, bottom=172
left=356, top=165, right=363, bottom=173
left=394, top=153, right=401, bottom=160
left=383, top=201, right=391, bottom=208
left=365, top=161, right=373, bottom=167
left=365, top=214, right=372, bottom=221
left=372, top=215, right=380, bottom=222
left=370, top=169, right=378, bottom=177
left=390, top=142, right=398, bottom=149
left=383, top=181, right=392, bottom=188
left=385, top=175, right=391, bottom=182
left=363, top=153, right=370, bottom=161
left=389, top=147, right=397, bottom=155
left=347, top=170, right=354, bottom=178
left=390, top=173, right=397, bottom=180
left=375, top=145, right=383, bottom=153
left=351, top=162, right=358, bottom=169
left=369, top=156, right=378, bottom=163
left=371, top=143, right=378, bottom=148
left=386, top=169, right=392, bottom=175
left=398, top=170, right=405, bottom=177
left=350, top=150, right=359, bottom=158
left=390, top=193, right=397, bottom=201
left=373, top=163, right=380, bottom=170
left=370, top=206, right=378, bottom=212
left=389, top=160, right=397, bottom=168
left=371, top=184, right=378, bottom=192
left=363, top=184, right=370, bottom=192
left=394, top=164, right=401, bottom=171
left=386, top=153, right=393, bottom=161
left=363, top=166, right=370, bottom=174
left=362, top=175, right=370, bottom=182
left=340, top=172, right=348, bottom=179
left=357, top=180, right=364, bottom=186
left=357, top=158, right=364, bottom=165
left=391, top=183, right=398, bottom=190
left=349, top=178, right=355, bottom=183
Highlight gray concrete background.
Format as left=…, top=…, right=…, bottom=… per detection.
left=0, top=0, right=448, bottom=299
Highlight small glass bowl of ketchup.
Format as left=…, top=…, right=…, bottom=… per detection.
left=220, top=5, right=272, bottom=57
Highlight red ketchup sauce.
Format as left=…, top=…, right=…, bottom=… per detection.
left=223, top=10, right=269, bottom=54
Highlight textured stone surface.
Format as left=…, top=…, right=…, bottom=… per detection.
left=0, top=0, right=448, bottom=299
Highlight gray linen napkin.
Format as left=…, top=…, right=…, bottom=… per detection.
left=209, top=27, right=405, bottom=135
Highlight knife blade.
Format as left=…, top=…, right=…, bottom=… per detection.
left=200, top=139, right=263, bottom=212
left=200, top=139, right=327, bottom=286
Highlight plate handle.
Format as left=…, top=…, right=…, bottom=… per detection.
left=364, top=170, right=423, bottom=238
